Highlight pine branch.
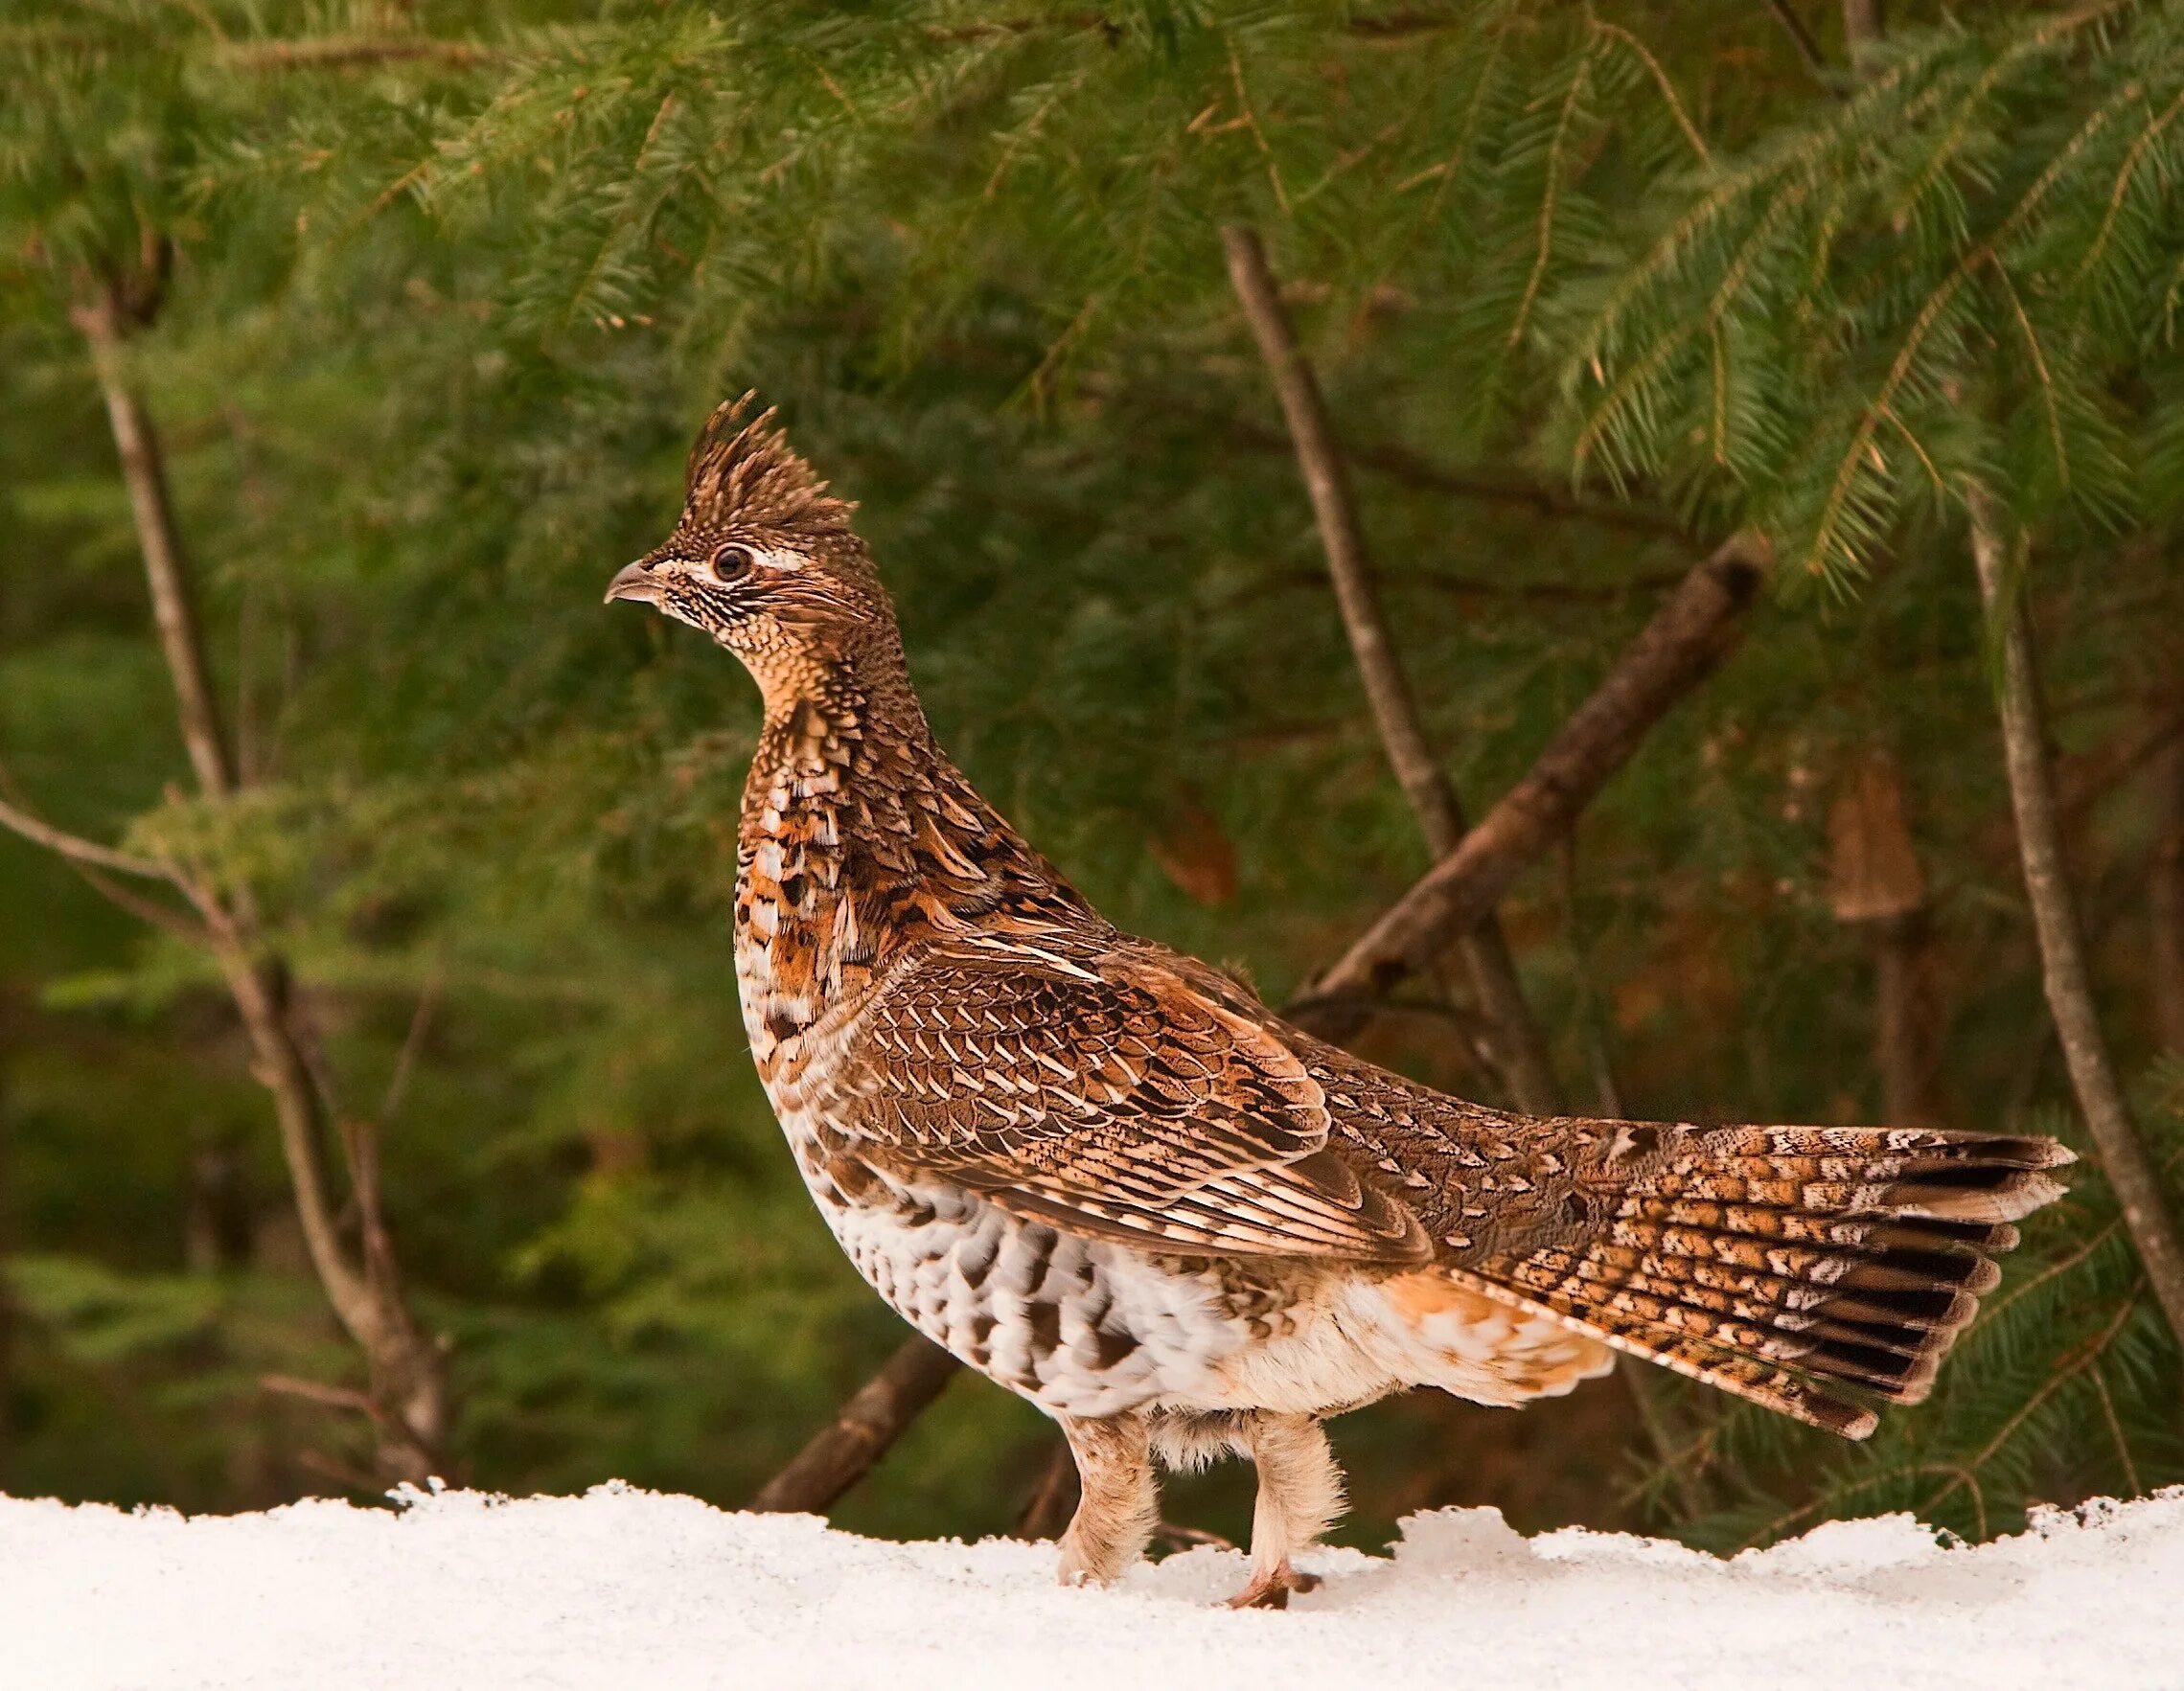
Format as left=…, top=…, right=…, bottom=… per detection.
left=1506, top=39, right=1598, bottom=362
left=1918, top=1281, right=2145, bottom=1520
left=1805, top=38, right=2143, bottom=577
left=1589, top=20, right=1710, bottom=167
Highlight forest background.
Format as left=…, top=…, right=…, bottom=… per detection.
left=5, top=0, right=2184, bottom=1556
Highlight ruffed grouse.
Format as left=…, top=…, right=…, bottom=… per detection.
left=607, top=399, right=2071, bottom=1607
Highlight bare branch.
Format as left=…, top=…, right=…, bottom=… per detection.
left=1018, top=1442, right=1079, bottom=1541
left=1341, top=434, right=1690, bottom=541
left=261, top=1372, right=400, bottom=1435
left=1760, top=1, right=1828, bottom=77
left=2151, top=735, right=2184, bottom=1056
left=53, top=858, right=210, bottom=944
left=175, top=884, right=448, bottom=1479
left=0, top=791, right=172, bottom=880
left=72, top=284, right=236, bottom=799
left=0, top=761, right=210, bottom=940
left=1967, top=484, right=2184, bottom=1346
left=380, top=969, right=446, bottom=1125
left=1219, top=227, right=1466, bottom=858
left=748, top=1337, right=964, bottom=1514
left=1222, top=223, right=1557, bottom=1111
left=68, top=272, right=449, bottom=1481
left=1295, top=535, right=1769, bottom=1026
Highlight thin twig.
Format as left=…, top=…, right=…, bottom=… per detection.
left=1557, top=833, right=1710, bottom=1520
left=1967, top=484, right=2184, bottom=1347
left=0, top=791, right=172, bottom=880
left=2087, top=1360, right=2144, bottom=1497
left=1557, top=834, right=1625, bottom=1120
left=71, top=270, right=449, bottom=1481
left=1153, top=1523, right=1238, bottom=1554
left=1115, top=383, right=1691, bottom=540
left=52, top=858, right=209, bottom=944
left=1761, top=0, right=1828, bottom=78
left=2150, top=734, right=2184, bottom=1055
left=261, top=1372, right=399, bottom=1435
left=1840, top=0, right=1883, bottom=64
left=0, top=761, right=206, bottom=938
left=1017, top=1441, right=1079, bottom=1540
left=379, top=967, right=446, bottom=1126
left=1221, top=223, right=1557, bottom=1112
left=293, top=1448, right=388, bottom=1497
left=72, top=283, right=236, bottom=799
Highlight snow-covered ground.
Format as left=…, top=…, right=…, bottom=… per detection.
left=4, top=1484, right=2177, bottom=1691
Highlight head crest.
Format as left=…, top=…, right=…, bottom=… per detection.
left=683, top=392, right=856, bottom=544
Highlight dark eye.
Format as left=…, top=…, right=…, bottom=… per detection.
left=708, top=542, right=757, bottom=582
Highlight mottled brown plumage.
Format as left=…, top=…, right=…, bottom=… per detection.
left=607, top=397, right=2073, bottom=1606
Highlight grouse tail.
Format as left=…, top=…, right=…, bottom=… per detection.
left=1461, top=1125, right=2074, bottom=1437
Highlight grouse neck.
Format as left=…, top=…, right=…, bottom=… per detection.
left=734, top=634, right=1102, bottom=1063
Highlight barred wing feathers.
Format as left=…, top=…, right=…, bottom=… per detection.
left=814, top=940, right=1431, bottom=1264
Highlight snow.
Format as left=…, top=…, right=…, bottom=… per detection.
left=4, top=1484, right=2178, bottom=1691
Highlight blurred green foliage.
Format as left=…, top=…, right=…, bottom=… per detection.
left=2, top=0, right=2180, bottom=1549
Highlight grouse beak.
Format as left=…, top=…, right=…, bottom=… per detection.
left=605, top=560, right=662, bottom=607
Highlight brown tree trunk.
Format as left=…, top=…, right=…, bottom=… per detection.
left=1966, top=485, right=2184, bottom=1347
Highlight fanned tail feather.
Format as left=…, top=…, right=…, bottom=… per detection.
left=1475, top=1125, right=2074, bottom=1438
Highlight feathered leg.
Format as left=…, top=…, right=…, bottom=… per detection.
left=1227, top=1412, right=1343, bottom=1610
left=1054, top=1411, right=1158, bottom=1588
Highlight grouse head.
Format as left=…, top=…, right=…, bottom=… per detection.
left=606, top=396, right=893, bottom=680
